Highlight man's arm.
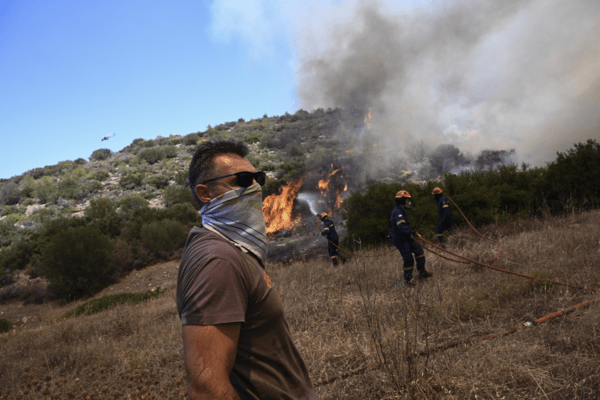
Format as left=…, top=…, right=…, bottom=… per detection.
left=182, top=323, right=241, bottom=400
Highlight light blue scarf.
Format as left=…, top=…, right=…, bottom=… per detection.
left=200, top=183, right=268, bottom=263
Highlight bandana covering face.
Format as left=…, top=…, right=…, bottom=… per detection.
left=200, top=183, right=268, bottom=263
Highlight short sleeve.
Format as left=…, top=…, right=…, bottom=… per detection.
left=178, top=237, right=249, bottom=326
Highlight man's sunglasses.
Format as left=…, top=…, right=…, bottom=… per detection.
left=202, top=171, right=266, bottom=187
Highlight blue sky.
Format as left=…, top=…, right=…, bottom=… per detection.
left=0, top=0, right=300, bottom=179
left=1, top=0, right=599, bottom=179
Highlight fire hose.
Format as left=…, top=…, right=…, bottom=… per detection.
left=313, top=294, right=600, bottom=387
left=312, top=199, right=600, bottom=387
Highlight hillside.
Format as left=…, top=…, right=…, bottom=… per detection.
left=1, top=107, right=598, bottom=307
left=1, top=209, right=599, bottom=399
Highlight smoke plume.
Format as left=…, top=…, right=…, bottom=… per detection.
left=296, top=0, right=600, bottom=170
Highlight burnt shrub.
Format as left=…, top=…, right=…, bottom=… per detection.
left=40, top=225, right=115, bottom=301
left=140, top=219, right=187, bottom=258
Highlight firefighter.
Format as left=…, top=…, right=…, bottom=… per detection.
left=390, top=190, right=432, bottom=286
left=432, top=187, right=453, bottom=248
left=318, top=213, right=346, bottom=266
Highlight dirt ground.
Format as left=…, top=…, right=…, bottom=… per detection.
left=0, top=259, right=180, bottom=332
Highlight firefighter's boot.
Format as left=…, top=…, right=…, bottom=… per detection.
left=418, top=269, right=433, bottom=279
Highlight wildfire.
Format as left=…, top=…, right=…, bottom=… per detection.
left=318, top=167, right=349, bottom=213
left=262, top=180, right=303, bottom=234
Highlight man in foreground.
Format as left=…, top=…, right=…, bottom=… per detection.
left=177, top=140, right=317, bottom=399
left=389, top=190, right=432, bottom=287
left=318, top=212, right=347, bottom=266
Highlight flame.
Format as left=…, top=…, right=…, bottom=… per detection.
left=364, top=107, right=373, bottom=123
left=262, top=180, right=303, bottom=234
left=317, top=167, right=349, bottom=213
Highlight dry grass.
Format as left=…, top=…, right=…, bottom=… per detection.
left=1, top=210, right=600, bottom=399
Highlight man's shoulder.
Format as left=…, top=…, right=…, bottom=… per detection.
left=182, top=227, right=245, bottom=262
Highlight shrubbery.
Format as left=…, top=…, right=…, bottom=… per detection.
left=33, top=176, right=58, bottom=204
left=39, top=225, right=115, bottom=301
left=90, top=148, right=112, bottom=161
left=163, top=185, right=198, bottom=209
left=138, top=147, right=165, bottom=164
left=0, top=182, right=21, bottom=205
left=63, top=288, right=164, bottom=318
left=140, top=219, right=187, bottom=257
left=119, top=170, right=146, bottom=189
left=0, top=318, right=12, bottom=333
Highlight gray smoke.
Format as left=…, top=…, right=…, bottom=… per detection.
left=296, top=0, right=600, bottom=171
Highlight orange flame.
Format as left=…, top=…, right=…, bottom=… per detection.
left=262, top=180, right=303, bottom=234
left=317, top=167, right=349, bottom=213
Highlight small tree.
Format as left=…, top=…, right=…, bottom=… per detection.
left=0, top=182, right=21, bottom=205
left=40, top=225, right=115, bottom=301
left=90, top=148, right=112, bottom=161
left=33, top=176, right=58, bottom=204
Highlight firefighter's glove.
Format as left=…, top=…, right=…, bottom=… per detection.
left=321, top=231, right=327, bottom=236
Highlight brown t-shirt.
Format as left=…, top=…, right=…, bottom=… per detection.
left=177, top=227, right=317, bottom=400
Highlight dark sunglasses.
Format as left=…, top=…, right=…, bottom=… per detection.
left=202, top=171, right=266, bottom=187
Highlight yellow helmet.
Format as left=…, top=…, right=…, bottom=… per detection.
left=432, top=187, right=443, bottom=195
left=318, top=212, right=328, bottom=220
left=395, top=190, right=411, bottom=199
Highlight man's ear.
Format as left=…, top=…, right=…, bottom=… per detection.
left=194, top=184, right=212, bottom=204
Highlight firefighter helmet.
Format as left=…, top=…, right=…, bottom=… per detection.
left=395, top=190, right=411, bottom=199
left=432, top=187, right=443, bottom=195
left=318, top=212, right=328, bottom=220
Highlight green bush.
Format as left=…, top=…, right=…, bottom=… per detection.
left=174, top=170, right=188, bottom=186
left=138, top=147, right=165, bottom=165
left=62, top=288, right=164, bottom=318
left=163, top=185, right=198, bottom=209
left=545, top=139, right=600, bottom=210
left=164, top=202, right=199, bottom=225
left=57, top=175, right=81, bottom=199
left=0, top=182, right=21, bottom=205
left=119, top=170, right=146, bottom=189
left=21, top=175, right=36, bottom=197
left=116, top=194, right=149, bottom=217
left=90, top=148, right=112, bottom=161
left=140, top=219, right=187, bottom=257
left=40, top=225, right=115, bottom=301
left=33, top=176, right=58, bottom=204
left=0, top=239, right=35, bottom=272
left=146, top=174, right=170, bottom=189
left=183, top=135, right=198, bottom=146
left=91, top=170, right=110, bottom=181
left=162, top=145, right=178, bottom=158
left=0, top=318, right=12, bottom=333
left=85, top=197, right=121, bottom=237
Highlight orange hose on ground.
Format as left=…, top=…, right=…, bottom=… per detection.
left=415, top=234, right=597, bottom=293
left=313, top=295, right=600, bottom=387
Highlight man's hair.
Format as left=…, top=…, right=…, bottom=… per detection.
left=188, top=140, right=250, bottom=204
